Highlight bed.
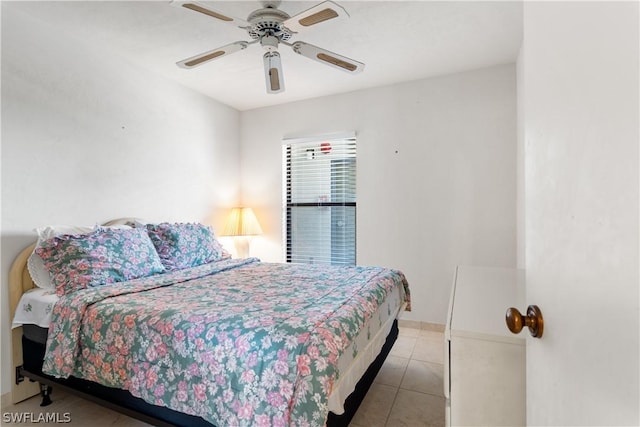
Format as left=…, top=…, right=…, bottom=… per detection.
left=9, top=220, right=410, bottom=426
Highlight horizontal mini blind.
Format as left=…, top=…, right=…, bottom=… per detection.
left=283, top=136, right=356, bottom=265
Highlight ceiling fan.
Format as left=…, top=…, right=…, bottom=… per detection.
left=171, top=0, right=365, bottom=94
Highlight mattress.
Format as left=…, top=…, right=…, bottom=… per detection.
left=12, top=278, right=405, bottom=415
left=23, top=324, right=49, bottom=345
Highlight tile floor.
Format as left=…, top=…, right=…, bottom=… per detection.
left=349, top=325, right=445, bottom=427
left=1, top=325, right=445, bottom=427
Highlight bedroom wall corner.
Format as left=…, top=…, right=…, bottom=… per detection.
left=516, top=44, right=525, bottom=270
left=0, top=4, right=242, bottom=395
left=240, top=64, right=518, bottom=326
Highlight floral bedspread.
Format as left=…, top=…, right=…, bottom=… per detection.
left=43, top=258, right=410, bottom=426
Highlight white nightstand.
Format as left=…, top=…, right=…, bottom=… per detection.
left=444, top=265, right=526, bottom=426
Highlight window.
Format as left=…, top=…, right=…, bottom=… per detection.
left=283, top=134, right=356, bottom=265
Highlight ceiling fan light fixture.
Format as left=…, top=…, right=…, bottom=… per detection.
left=264, top=52, right=285, bottom=94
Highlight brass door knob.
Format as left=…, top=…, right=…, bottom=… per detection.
left=505, top=305, right=544, bottom=338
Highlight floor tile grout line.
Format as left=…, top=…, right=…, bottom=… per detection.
left=383, top=385, right=401, bottom=427
left=382, top=343, right=414, bottom=426
left=399, top=347, right=445, bottom=399
left=396, top=327, right=445, bottom=426
left=397, top=386, right=446, bottom=399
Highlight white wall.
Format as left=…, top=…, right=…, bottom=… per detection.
left=1, top=5, right=241, bottom=394
left=241, top=64, right=517, bottom=324
left=522, top=1, right=639, bottom=424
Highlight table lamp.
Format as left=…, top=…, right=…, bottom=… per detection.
left=222, top=207, right=263, bottom=258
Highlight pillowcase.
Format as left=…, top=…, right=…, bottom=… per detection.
left=144, top=222, right=227, bottom=271
left=36, top=227, right=165, bottom=296
left=27, top=225, right=130, bottom=289
left=28, top=225, right=97, bottom=289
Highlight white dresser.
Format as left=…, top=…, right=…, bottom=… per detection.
left=444, top=266, right=526, bottom=426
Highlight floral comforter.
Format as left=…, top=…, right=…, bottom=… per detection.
left=43, top=258, right=410, bottom=427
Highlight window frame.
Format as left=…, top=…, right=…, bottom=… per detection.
left=282, top=132, right=357, bottom=265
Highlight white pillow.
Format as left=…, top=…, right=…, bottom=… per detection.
left=27, top=224, right=130, bottom=289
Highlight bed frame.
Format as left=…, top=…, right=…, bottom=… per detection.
left=8, top=223, right=399, bottom=426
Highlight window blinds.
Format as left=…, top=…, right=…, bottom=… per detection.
left=283, top=136, right=356, bottom=265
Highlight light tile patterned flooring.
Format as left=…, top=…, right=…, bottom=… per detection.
left=349, top=325, right=445, bottom=427
left=1, top=325, right=445, bottom=427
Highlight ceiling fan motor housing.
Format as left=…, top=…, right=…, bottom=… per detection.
left=247, top=7, right=293, bottom=41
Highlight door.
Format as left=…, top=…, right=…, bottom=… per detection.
left=522, top=2, right=639, bottom=425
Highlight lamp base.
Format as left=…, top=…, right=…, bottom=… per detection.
left=233, top=236, right=251, bottom=258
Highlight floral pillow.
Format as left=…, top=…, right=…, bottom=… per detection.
left=28, top=225, right=95, bottom=290
left=36, top=227, right=166, bottom=296
left=27, top=224, right=131, bottom=290
left=144, top=222, right=227, bottom=271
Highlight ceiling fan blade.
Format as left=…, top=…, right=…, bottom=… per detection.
left=177, top=42, right=249, bottom=69
left=283, top=1, right=349, bottom=33
left=290, top=41, right=364, bottom=73
left=171, top=1, right=250, bottom=29
left=263, top=52, right=285, bottom=94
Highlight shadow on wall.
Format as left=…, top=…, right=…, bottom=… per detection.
left=2, top=232, right=38, bottom=287
left=2, top=233, right=38, bottom=279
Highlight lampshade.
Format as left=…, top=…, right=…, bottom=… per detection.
left=222, top=207, right=263, bottom=236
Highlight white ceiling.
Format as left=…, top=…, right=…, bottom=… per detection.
left=6, top=1, right=523, bottom=111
